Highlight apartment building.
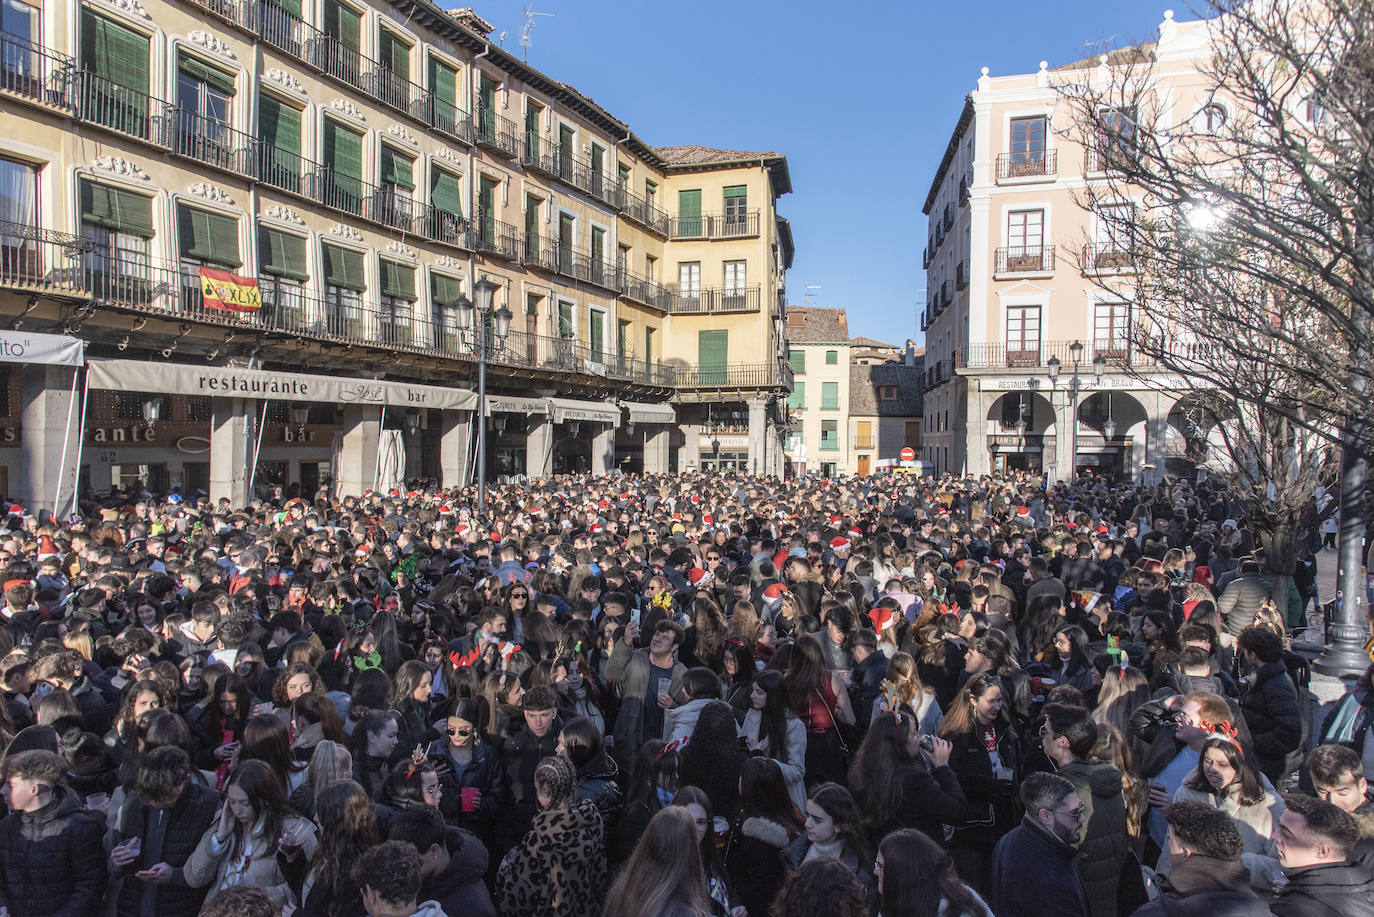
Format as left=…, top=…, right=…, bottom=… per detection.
left=0, top=0, right=793, bottom=510
left=920, top=10, right=1214, bottom=483
left=782, top=307, right=922, bottom=477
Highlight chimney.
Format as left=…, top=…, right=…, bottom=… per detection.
left=448, top=7, right=494, bottom=36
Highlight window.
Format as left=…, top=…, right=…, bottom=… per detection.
left=1000, top=393, right=1031, bottom=430
left=79, top=10, right=150, bottom=138
left=1005, top=304, right=1041, bottom=365
left=856, top=420, right=873, bottom=449
left=788, top=348, right=805, bottom=374
left=322, top=0, right=362, bottom=83
left=431, top=272, right=463, bottom=349
left=1095, top=203, right=1134, bottom=265
left=375, top=28, right=411, bottom=110
left=1005, top=209, right=1045, bottom=270
left=477, top=175, right=498, bottom=244
left=698, top=329, right=727, bottom=384
left=645, top=254, right=656, bottom=283
left=429, top=166, right=464, bottom=244
left=723, top=184, right=747, bottom=232
left=678, top=261, right=700, bottom=302
left=477, top=75, right=498, bottom=143
left=590, top=226, right=607, bottom=285
left=428, top=56, right=460, bottom=136
left=257, top=225, right=307, bottom=325
left=557, top=212, right=574, bottom=274
left=821, top=382, right=839, bottom=410
left=79, top=178, right=153, bottom=302
left=378, top=259, right=415, bottom=345
left=523, top=194, right=541, bottom=256
left=378, top=144, right=415, bottom=228
left=1095, top=106, right=1137, bottom=168
left=1094, top=301, right=1130, bottom=356
left=589, top=143, right=605, bottom=197
left=879, top=386, right=897, bottom=400
left=643, top=325, right=655, bottom=363
left=524, top=103, right=540, bottom=161
left=1009, top=116, right=1046, bottom=164
left=3, top=0, right=41, bottom=96
left=177, top=203, right=241, bottom=311
left=588, top=308, right=605, bottom=363
left=617, top=318, right=630, bottom=361
left=906, top=421, right=920, bottom=446
left=0, top=157, right=38, bottom=279
left=678, top=189, right=702, bottom=236
left=825, top=350, right=838, bottom=365
left=723, top=260, right=746, bottom=307
left=1201, top=102, right=1227, bottom=133
left=556, top=123, right=574, bottom=181
left=618, top=162, right=630, bottom=185
left=321, top=243, right=365, bottom=337
left=644, top=180, right=656, bottom=209
left=787, top=380, right=805, bottom=411
left=820, top=420, right=838, bottom=451
left=322, top=119, right=364, bottom=215
left=557, top=300, right=574, bottom=338
left=258, top=94, right=301, bottom=192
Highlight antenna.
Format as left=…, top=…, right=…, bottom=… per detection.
left=520, top=5, right=555, bottom=62
left=804, top=284, right=821, bottom=306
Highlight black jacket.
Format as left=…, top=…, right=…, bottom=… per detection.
left=945, top=718, right=1022, bottom=838
left=574, top=748, right=622, bottom=829
left=422, top=828, right=498, bottom=917
left=856, top=762, right=970, bottom=845
left=1059, top=758, right=1128, bottom=917
left=498, top=721, right=561, bottom=851
left=69, top=676, right=114, bottom=736
left=852, top=651, right=889, bottom=731
left=991, top=816, right=1088, bottom=917
left=725, top=816, right=793, bottom=917
left=427, top=736, right=507, bottom=837
left=110, top=780, right=220, bottom=917
left=1129, top=855, right=1269, bottom=917
left=1239, top=659, right=1302, bottom=781
left=1270, top=860, right=1374, bottom=917
left=0, top=786, right=107, bottom=917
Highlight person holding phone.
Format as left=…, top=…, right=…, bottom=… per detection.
left=603, top=619, right=686, bottom=765
left=428, top=697, right=505, bottom=843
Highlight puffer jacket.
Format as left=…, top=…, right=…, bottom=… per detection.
left=0, top=786, right=107, bottom=917
left=1058, top=757, right=1128, bottom=917
left=1270, top=860, right=1374, bottom=917
left=1239, top=659, right=1302, bottom=781
left=110, top=780, right=220, bottom=917
left=573, top=748, right=621, bottom=829
left=421, top=826, right=496, bottom=917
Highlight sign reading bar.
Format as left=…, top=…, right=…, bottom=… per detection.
left=199, top=267, right=262, bottom=314
left=86, top=360, right=477, bottom=411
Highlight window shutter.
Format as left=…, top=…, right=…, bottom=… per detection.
left=429, top=57, right=457, bottom=112
left=268, top=0, right=301, bottom=17
left=788, top=348, right=805, bottom=374
left=589, top=314, right=604, bottom=356
left=822, top=382, right=839, bottom=410
left=259, top=94, right=300, bottom=171
left=380, top=146, right=414, bottom=191
left=788, top=381, right=805, bottom=410
left=722, top=185, right=746, bottom=199
left=379, top=259, right=416, bottom=300
left=80, top=10, right=148, bottom=92
left=325, top=0, right=360, bottom=50
left=379, top=29, right=409, bottom=76
left=697, top=329, right=727, bottom=383
left=430, top=169, right=462, bottom=215
left=430, top=272, right=462, bottom=306
left=79, top=179, right=154, bottom=238
left=322, top=244, right=365, bottom=291
left=178, top=55, right=235, bottom=95
left=178, top=204, right=241, bottom=267
left=257, top=227, right=307, bottom=281
left=325, top=120, right=363, bottom=181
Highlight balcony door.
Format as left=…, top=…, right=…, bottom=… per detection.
left=1005, top=304, right=1041, bottom=366
left=557, top=212, right=574, bottom=274
left=1008, top=116, right=1046, bottom=175
left=1094, top=301, right=1130, bottom=358
left=1007, top=209, right=1044, bottom=270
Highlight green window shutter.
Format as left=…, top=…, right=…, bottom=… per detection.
left=825, top=349, right=838, bottom=365
left=79, top=179, right=154, bottom=237
left=177, top=204, right=241, bottom=268
left=379, top=259, right=416, bottom=300
left=788, top=348, right=805, bottom=374
left=788, top=381, right=805, bottom=410
left=590, top=227, right=604, bottom=263
left=325, top=120, right=363, bottom=180
left=80, top=10, right=148, bottom=92
left=723, top=185, right=747, bottom=199
left=429, top=57, right=457, bottom=113
left=269, top=0, right=301, bottom=17
left=431, top=272, right=462, bottom=306
left=430, top=169, right=462, bottom=216
left=525, top=106, right=539, bottom=146
left=257, top=227, right=307, bottom=281
left=822, top=381, right=839, bottom=410
left=678, top=189, right=701, bottom=235
left=178, top=55, right=235, bottom=95
left=322, top=243, right=365, bottom=291
left=589, top=315, right=604, bottom=358
left=697, top=329, right=727, bottom=384
left=480, top=76, right=496, bottom=112
left=380, top=146, right=414, bottom=190
left=324, top=0, right=360, bottom=49
left=379, top=29, right=408, bottom=76
left=259, top=93, right=300, bottom=180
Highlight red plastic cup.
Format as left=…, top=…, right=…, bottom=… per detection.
left=461, top=787, right=479, bottom=812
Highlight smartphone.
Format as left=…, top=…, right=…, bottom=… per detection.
left=630, top=606, right=641, bottom=625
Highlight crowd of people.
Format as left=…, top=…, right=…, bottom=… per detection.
left=0, top=468, right=1368, bottom=917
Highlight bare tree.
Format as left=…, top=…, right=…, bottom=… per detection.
left=1054, top=0, right=1372, bottom=666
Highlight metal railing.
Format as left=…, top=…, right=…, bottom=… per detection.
left=995, top=245, right=1056, bottom=274
left=1085, top=145, right=1138, bottom=174
left=942, top=202, right=955, bottom=231
left=617, top=268, right=674, bottom=311
left=668, top=211, right=761, bottom=240
left=855, top=436, right=875, bottom=449
left=468, top=215, right=520, bottom=260
left=521, top=234, right=619, bottom=292
left=474, top=105, right=520, bottom=158
left=956, top=260, right=969, bottom=289
left=954, top=338, right=1217, bottom=370
left=522, top=143, right=620, bottom=209
left=939, top=280, right=952, bottom=308
left=186, top=0, right=256, bottom=31
left=1, top=33, right=74, bottom=108
left=996, top=150, right=1058, bottom=181
left=675, top=361, right=789, bottom=389
left=620, top=186, right=670, bottom=236
left=1081, top=242, right=1137, bottom=272
left=664, top=284, right=761, bottom=315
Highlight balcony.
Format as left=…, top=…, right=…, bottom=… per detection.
left=959, top=167, right=973, bottom=204
left=521, top=234, right=619, bottom=293
left=942, top=202, right=955, bottom=232
left=675, top=361, right=789, bottom=390
left=953, top=338, right=1217, bottom=371
left=1081, top=242, right=1137, bottom=273
left=668, top=211, right=761, bottom=240
left=474, top=105, right=520, bottom=158
left=924, top=360, right=949, bottom=390
left=939, top=280, right=952, bottom=308
left=956, top=259, right=969, bottom=290
left=665, top=284, right=761, bottom=315
left=1085, top=145, right=1138, bottom=175
left=1, top=33, right=74, bottom=109
left=0, top=221, right=677, bottom=387
left=618, top=268, right=674, bottom=311
left=922, top=247, right=930, bottom=269
left=995, top=245, right=1056, bottom=276
left=522, top=143, right=620, bottom=210
left=186, top=0, right=256, bottom=29
left=996, top=150, right=1058, bottom=182
left=468, top=216, right=520, bottom=260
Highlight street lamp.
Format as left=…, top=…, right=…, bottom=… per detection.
left=290, top=405, right=309, bottom=439
left=453, top=277, right=512, bottom=517
left=1048, top=340, right=1091, bottom=484
left=142, top=398, right=162, bottom=434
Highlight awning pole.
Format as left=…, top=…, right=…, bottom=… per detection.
left=66, top=368, right=90, bottom=521
left=51, top=365, right=79, bottom=519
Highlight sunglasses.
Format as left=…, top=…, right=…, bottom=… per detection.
left=448, top=726, right=474, bottom=738
left=511, top=593, right=528, bottom=599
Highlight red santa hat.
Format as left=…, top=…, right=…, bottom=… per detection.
left=702, top=513, right=714, bottom=526
left=868, top=607, right=897, bottom=633
left=688, top=568, right=713, bottom=587
left=589, top=523, right=603, bottom=534
left=847, top=526, right=862, bottom=539
left=456, top=523, right=471, bottom=537
left=762, top=583, right=787, bottom=605
left=829, top=536, right=850, bottom=551
left=1015, top=506, right=1030, bottom=519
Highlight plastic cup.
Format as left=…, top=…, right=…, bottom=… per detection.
left=461, top=787, right=479, bottom=813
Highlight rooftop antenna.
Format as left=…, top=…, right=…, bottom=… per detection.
left=520, top=5, right=554, bottom=62
left=804, top=284, right=822, bottom=306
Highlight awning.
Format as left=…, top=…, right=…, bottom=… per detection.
left=86, top=359, right=477, bottom=410
left=484, top=395, right=550, bottom=416
left=0, top=330, right=84, bottom=366
left=621, top=401, right=675, bottom=424
left=547, top=397, right=620, bottom=426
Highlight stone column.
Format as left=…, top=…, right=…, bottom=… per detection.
left=1051, top=386, right=1073, bottom=485
left=643, top=425, right=669, bottom=474
left=681, top=420, right=702, bottom=471
left=210, top=397, right=253, bottom=508
left=335, top=404, right=382, bottom=497
left=1145, top=389, right=1170, bottom=485
left=591, top=423, right=615, bottom=476
left=17, top=364, right=81, bottom=520
left=439, top=411, right=471, bottom=489
left=525, top=417, right=553, bottom=479
left=747, top=397, right=767, bottom=476
left=967, top=381, right=990, bottom=477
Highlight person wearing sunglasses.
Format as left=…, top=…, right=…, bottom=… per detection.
left=427, top=697, right=506, bottom=845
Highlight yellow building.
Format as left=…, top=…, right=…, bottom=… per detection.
left=921, top=10, right=1215, bottom=482
left=0, top=0, right=793, bottom=508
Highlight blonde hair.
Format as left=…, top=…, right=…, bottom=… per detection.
left=883, top=652, right=930, bottom=708
left=62, top=631, right=93, bottom=661
left=307, top=740, right=352, bottom=794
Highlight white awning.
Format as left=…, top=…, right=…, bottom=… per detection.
left=622, top=401, right=676, bottom=424
left=484, top=395, right=550, bottom=416
left=547, top=397, right=620, bottom=426
left=86, top=360, right=477, bottom=410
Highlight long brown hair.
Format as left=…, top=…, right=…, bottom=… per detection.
left=309, top=779, right=379, bottom=916
left=784, top=633, right=826, bottom=714
left=938, top=672, right=1005, bottom=738
left=226, top=760, right=291, bottom=857
left=604, top=807, right=711, bottom=917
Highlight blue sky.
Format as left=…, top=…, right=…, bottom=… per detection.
left=463, top=0, right=1176, bottom=343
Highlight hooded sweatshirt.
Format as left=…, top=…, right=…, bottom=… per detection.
left=422, top=829, right=496, bottom=917
left=1058, top=757, right=1128, bottom=917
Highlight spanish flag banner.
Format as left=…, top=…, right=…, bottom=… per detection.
left=199, top=267, right=262, bottom=314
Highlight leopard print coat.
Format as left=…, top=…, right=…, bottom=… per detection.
left=495, top=798, right=606, bottom=917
